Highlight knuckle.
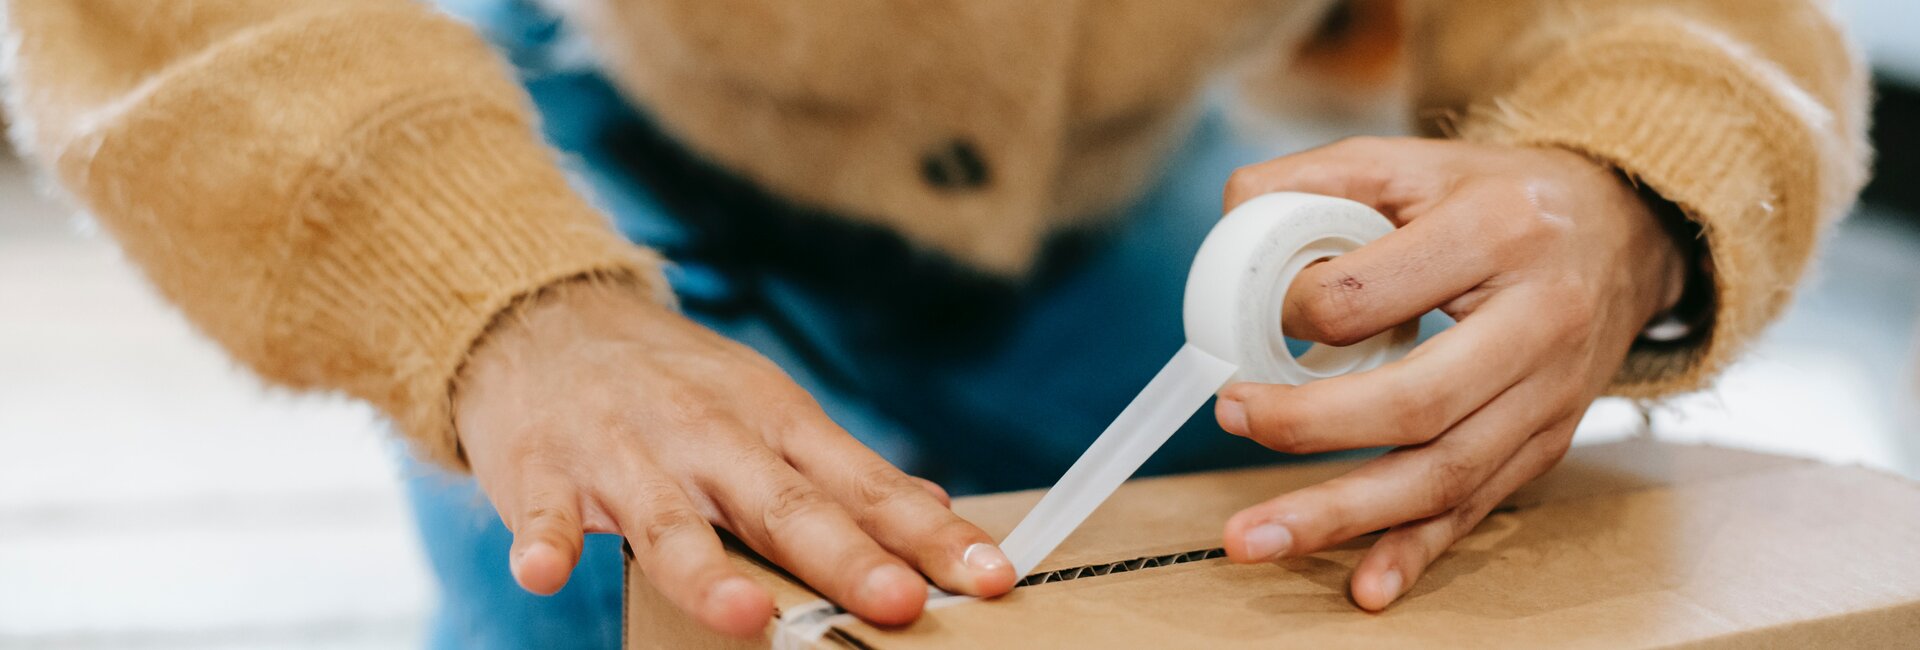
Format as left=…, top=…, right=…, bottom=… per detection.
left=642, top=505, right=708, bottom=549
left=1555, top=296, right=1599, bottom=334
left=1532, top=295, right=1596, bottom=351
left=1551, top=384, right=1589, bottom=416
left=1446, top=502, right=1488, bottom=536
left=1225, top=166, right=1267, bottom=203
left=1295, top=283, right=1368, bottom=346
left=853, top=465, right=925, bottom=514
left=746, top=364, right=810, bottom=401
left=632, top=480, right=687, bottom=518
left=1491, top=192, right=1573, bottom=252
left=627, top=481, right=704, bottom=548
left=767, top=402, right=839, bottom=446
left=761, top=481, right=836, bottom=532
left=1544, top=436, right=1575, bottom=463
left=521, top=504, right=578, bottom=532
left=1422, top=456, right=1481, bottom=514
left=1247, top=403, right=1310, bottom=452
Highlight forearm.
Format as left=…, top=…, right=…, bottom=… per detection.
left=2, top=0, right=669, bottom=467
left=1406, top=0, right=1871, bottom=395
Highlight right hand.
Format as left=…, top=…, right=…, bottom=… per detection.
left=453, top=280, right=1018, bottom=637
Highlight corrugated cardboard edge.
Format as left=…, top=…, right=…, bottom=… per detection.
left=824, top=460, right=1920, bottom=649
left=623, top=441, right=1918, bottom=649
left=623, top=545, right=750, bottom=650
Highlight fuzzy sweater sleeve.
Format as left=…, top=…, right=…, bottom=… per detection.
left=1407, top=0, right=1872, bottom=397
left=0, top=1, right=670, bottom=468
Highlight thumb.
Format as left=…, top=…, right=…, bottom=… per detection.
left=505, top=474, right=585, bottom=596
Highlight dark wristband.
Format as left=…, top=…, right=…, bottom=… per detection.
left=1630, top=177, right=1714, bottom=346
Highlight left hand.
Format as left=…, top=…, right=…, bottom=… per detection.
left=1212, top=137, right=1688, bottom=610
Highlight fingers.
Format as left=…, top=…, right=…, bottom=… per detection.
left=605, top=475, right=774, bottom=639
left=1278, top=216, right=1492, bottom=346
left=1350, top=423, right=1575, bottom=611
left=784, top=425, right=1017, bottom=597
left=704, top=445, right=929, bottom=626
left=503, top=472, right=586, bottom=597
left=1224, top=137, right=1491, bottom=346
left=1222, top=379, right=1555, bottom=564
left=1223, top=136, right=1451, bottom=215
left=1218, top=289, right=1552, bottom=454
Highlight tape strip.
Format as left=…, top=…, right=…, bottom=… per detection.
left=998, top=343, right=1239, bottom=576
left=771, top=599, right=842, bottom=650
left=772, top=587, right=974, bottom=649
left=776, top=193, right=1419, bottom=648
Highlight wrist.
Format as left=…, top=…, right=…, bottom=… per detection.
left=1624, top=176, right=1712, bottom=344
left=453, top=274, right=673, bottom=450
left=465, top=276, right=672, bottom=382
left=1542, top=146, right=1690, bottom=326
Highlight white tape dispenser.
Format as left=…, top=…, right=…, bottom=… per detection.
left=999, top=192, right=1420, bottom=577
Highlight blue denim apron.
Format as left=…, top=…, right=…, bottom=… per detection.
left=406, top=3, right=1319, bottom=647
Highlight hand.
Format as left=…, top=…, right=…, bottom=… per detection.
left=1212, top=137, right=1687, bottom=610
left=453, top=281, right=1017, bottom=637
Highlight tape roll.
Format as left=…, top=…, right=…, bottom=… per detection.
left=1183, top=192, right=1418, bottom=384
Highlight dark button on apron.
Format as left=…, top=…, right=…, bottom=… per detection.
left=920, top=138, right=991, bottom=190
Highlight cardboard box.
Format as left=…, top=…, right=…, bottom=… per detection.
left=625, top=440, right=1920, bottom=648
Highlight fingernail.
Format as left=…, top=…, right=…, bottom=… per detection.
left=860, top=564, right=918, bottom=603
left=962, top=543, right=1009, bottom=574
left=1244, top=523, right=1293, bottom=559
left=1219, top=398, right=1249, bottom=436
left=706, top=576, right=754, bottom=613
left=1379, top=569, right=1405, bottom=605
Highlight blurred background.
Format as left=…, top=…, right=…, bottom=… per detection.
left=3, top=1, right=1917, bottom=648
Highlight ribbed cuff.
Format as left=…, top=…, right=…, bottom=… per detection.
left=284, top=102, right=668, bottom=470
left=1455, top=20, right=1832, bottom=398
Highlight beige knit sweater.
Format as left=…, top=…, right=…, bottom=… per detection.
left=0, top=1, right=1869, bottom=469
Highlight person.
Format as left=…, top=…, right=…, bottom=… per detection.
left=2, top=0, right=1868, bottom=647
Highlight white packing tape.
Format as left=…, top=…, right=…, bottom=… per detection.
left=776, top=192, right=1421, bottom=644
left=771, top=599, right=844, bottom=650
left=1184, top=192, right=1418, bottom=382
left=773, top=588, right=974, bottom=649
left=1000, top=191, right=1420, bottom=578
left=997, top=343, right=1238, bottom=577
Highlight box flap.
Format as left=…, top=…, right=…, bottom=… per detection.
left=944, top=439, right=1816, bottom=574
left=626, top=440, right=1920, bottom=648
left=838, top=441, right=1920, bottom=648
